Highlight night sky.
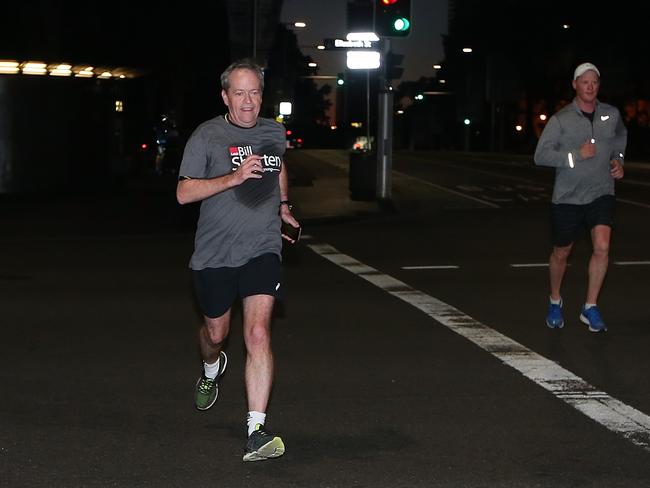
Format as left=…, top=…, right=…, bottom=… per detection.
left=280, top=0, right=448, bottom=83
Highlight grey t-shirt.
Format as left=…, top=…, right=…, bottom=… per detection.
left=179, top=115, right=286, bottom=270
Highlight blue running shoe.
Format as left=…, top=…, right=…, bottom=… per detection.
left=546, top=300, right=564, bottom=329
left=580, top=306, right=607, bottom=332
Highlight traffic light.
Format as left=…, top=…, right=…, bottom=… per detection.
left=375, top=0, right=411, bottom=38
left=337, top=73, right=345, bottom=86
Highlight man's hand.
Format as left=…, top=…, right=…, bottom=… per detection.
left=231, top=155, right=264, bottom=185
left=579, top=139, right=596, bottom=160
left=280, top=204, right=300, bottom=243
left=610, top=159, right=624, bottom=180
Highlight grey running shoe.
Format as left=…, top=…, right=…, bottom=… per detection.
left=194, top=351, right=227, bottom=411
left=243, top=424, right=285, bottom=462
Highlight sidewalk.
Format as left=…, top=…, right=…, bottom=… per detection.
left=284, top=149, right=485, bottom=224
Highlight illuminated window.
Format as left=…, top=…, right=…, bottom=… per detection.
left=0, top=61, right=20, bottom=74
left=115, top=100, right=124, bottom=112
left=22, top=62, right=47, bottom=75
left=75, top=67, right=94, bottom=78
left=49, top=64, right=72, bottom=77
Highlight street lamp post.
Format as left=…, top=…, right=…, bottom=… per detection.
left=462, top=48, right=472, bottom=151
left=377, top=38, right=393, bottom=202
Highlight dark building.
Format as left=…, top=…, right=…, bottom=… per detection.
left=0, top=0, right=287, bottom=193
left=432, top=0, right=650, bottom=155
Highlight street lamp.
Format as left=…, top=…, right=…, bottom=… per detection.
left=279, top=102, right=292, bottom=116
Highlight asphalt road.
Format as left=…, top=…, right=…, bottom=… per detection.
left=2, top=151, right=650, bottom=487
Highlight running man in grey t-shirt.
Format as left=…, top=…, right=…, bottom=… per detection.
left=534, top=62, right=626, bottom=333
left=176, top=59, right=300, bottom=461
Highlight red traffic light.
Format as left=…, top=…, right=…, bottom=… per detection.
left=381, top=0, right=398, bottom=4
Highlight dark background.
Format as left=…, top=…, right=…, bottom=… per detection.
left=2, top=0, right=650, bottom=193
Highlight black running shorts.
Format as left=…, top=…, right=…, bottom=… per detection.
left=192, top=253, right=283, bottom=319
left=551, top=195, right=615, bottom=247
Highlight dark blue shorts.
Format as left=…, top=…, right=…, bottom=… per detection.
left=551, top=195, right=615, bottom=247
left=192, top=253, right=283, bottom=319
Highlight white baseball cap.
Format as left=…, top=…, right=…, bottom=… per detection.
left=573, top=62, right=600, bottom=80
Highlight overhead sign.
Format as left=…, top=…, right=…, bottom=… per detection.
left=323, top=38, right=378, bottom=50
left=346, top=51, right=381, bottom=70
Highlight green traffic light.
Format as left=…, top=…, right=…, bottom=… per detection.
left=337, top=78, right=345, bottom=86
left=393, top=17, right=410, bottom=32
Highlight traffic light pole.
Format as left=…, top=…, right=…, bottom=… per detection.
left=377, top=38, right=393, bottom=202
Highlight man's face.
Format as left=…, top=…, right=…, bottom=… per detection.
left=221, top=68, right=262, bottom=128
left=572, top=70, right=600, bottom=105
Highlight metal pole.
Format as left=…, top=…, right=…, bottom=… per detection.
left=366, top=70, right=371, bottom=150
left=377, top=39, right=392, bottom=201
left=486, top=53, right=495, bottom=152
left=252, top=0, right=258, bottom=59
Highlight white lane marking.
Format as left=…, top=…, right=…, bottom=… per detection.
left=622, top=178, right=650, bottom=188
left=402, top=153, right=650, bottom=208
left=618, top=198, right=650, bottom=210
left=510, top=262, right=650, bottom=268
left=393, top=170, right=501, bottom=208
left=402, top=262, right=650, bottom=270
left=308, top=242, right=650, bottom=452
left=402, top=265, right=459, bottom=270
left=456, top=185, right=484, bottom=192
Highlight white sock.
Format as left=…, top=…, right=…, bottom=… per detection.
left=584, top=303, right=596, bottom=310
left=247, top=411, right=266, bottom=436
left=203, top=357, right=221, bottom=379
left=550, top=296, right=562, bottom=305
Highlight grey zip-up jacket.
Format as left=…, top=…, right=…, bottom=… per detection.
left=534, top=99, right=627, bottom=204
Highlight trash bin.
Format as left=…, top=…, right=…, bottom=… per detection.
left=349, top=150, right=376, bottom=201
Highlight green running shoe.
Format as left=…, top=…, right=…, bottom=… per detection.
left=194, top=351, right=227, bottom=411
left=243, top=424, right=285, bottom=462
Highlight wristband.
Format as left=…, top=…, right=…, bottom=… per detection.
left=280, top=200, right=293, bottom=210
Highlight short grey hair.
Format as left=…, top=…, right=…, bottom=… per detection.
left=220, top=59, right=265, bottom=92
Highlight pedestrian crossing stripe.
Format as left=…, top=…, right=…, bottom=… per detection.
left=309, top=242, right=650, bottom=453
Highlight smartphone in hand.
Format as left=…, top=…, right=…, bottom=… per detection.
left=281, top=220, right=301, bottom=243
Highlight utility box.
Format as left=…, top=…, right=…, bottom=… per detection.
left=349, top=150, right=376, bottom=201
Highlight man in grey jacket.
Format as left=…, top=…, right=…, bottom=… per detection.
left=534, top=62, right=626, bottom=332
